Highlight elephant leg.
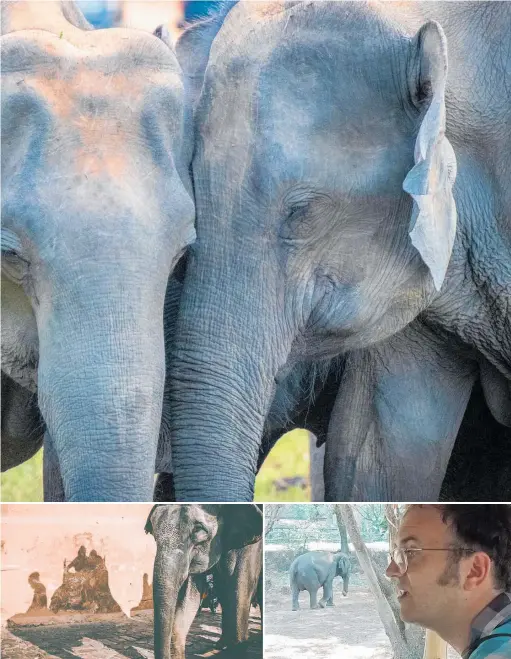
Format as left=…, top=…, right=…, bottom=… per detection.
left=309, top=588, right=319, bottom=609
left=319, top=580, right=333, bottom=608
left=154, top=473, right=176, bottom=502
left=441, top=380, right=511, bottom=500
left=324, top=322, right=477, bottom=501
left=170, top=577, right=202, bottom=659
left=43, top=431, right=65, bottom=502
left=291, top=583, right=300, bottom=611
left=217, top=544, right=261, bottom=649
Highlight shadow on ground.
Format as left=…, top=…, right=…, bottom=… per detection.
left=3, top=608, right=262, bottom=659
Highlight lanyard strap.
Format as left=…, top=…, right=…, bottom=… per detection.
left=464, top=633, right=511, bottom=658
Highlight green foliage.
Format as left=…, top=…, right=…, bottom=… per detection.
left=358, top=504, right=389, bottom=541
left=3, top=429, right=311, bottom=503
left=1, top=450, right=43, bottom=501
left=254, top=430, right=310, bottom=502
left=266, top=504, right=390, bottom=549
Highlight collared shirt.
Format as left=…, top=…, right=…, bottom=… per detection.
left=463, top=592, right=511, bottom=659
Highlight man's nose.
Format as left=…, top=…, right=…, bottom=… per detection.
left=386, top=559, right=401, bottom=578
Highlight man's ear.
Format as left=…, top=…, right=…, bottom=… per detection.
left=463, top=551, right=492, bottom=591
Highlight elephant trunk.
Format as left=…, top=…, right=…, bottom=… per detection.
left=153, top=548, right=189, bottom=659
left=37, top=288, right=165, bottom=501
left=342, top=571, right=350, bottom=596
left=170, top=270, right=294, bottom=500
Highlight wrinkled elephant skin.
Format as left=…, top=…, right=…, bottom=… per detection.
left=1, top=1, right=195, bottom=500
left=145, top=504, right=263, bottom=659
left=170, top=1, right=511, bottom=502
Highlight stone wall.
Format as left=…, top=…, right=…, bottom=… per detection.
left=1, top=504, right=156, bottom=621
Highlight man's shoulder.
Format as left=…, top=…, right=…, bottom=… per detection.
left=471, top=621, right=511, bottom=659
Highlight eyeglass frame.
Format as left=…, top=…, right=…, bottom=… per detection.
left=389, top=546, right=477, bottom=575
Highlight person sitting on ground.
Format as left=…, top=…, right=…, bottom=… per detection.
left=386, top=505, right=511, bottom=659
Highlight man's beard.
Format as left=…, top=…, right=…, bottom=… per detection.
left=436, top=553, right=462, bottom=587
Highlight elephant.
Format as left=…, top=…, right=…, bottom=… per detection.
left=290, top=551, right=350, bottom=610
left=166, top=0, right=511, bottom=502
left=198, top=573, right=218, bottom=613
left=145, top=503, right=263, bottom=659
left=1, top=1, right=195, bottom=500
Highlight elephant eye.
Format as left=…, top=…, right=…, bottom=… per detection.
left=279, top=203, right=310, bottom=243
left=192, top=523, right=209, bottom=543
left=1, top=248, right=30, bottom=285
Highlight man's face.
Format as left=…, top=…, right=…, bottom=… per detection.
left=386, top=506, right=468, bottom=628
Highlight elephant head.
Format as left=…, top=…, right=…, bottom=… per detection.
left=170, top=2, right=457, bottom=500
left=334, top=552, right=350, bottom=595
left=145, top=503, right=262, bottom=659
left=1, top=1, right=195, bottom=499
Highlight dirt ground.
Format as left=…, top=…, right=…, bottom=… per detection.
left=265, top=588, right=459, bottom=659
left=265, top=586, right=393, bottom=659
left=2, top=607, right=262, bottom=659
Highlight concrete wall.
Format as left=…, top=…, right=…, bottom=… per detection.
left=1, top=504, right=156, bottom=621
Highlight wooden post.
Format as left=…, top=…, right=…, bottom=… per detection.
left=423, top=630, right=448, bottom=659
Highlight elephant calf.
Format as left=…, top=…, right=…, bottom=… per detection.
left=290, top=551, right=350, bottom=610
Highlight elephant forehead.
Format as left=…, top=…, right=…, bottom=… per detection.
left=153, top=505, right=221, bottom=537
left=199, top=18, right=413, bottom=201
left=2, top=30, right=184, bottom=178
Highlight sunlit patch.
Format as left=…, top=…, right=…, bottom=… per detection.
left=131, top=647, right=154, bottom=659
left=200, top=624, right=222, bottom=634
left=70, top=637, right=128, bottom=658
left=264, top=635, right=387, bottom=659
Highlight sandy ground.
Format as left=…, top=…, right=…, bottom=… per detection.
left=2, top=607, right=262, bottom=659
left=264, top=588, right=459, bottom=659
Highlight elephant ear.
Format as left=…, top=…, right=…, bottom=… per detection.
left=402, top=21, right=457, bottom=292
left=153, top=24, right=173, bottom=49
left=221, top=504, right=263, bottom=550
left=176, top=4, right=235, bottom=110
left=144, top=504, right=163, bottom=536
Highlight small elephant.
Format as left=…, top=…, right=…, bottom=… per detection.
left=145, top=504, right=262, bottom=659
left=198, top=573, right=218, bottom=613
left=290, top=551, right=350, bottom=610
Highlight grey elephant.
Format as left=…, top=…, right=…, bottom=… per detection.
left=167, top=1, right=510, bottom=502
left=1, top=0, right=195, bottom=500
left=290, top=551, right=350, bottom=610
left=145, top=504, right=262, bottom=659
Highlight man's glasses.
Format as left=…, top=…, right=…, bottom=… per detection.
left=389, top=547, right=476, bottom=575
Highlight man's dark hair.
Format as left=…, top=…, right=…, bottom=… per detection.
left=437, top=505, right=511, bottom=591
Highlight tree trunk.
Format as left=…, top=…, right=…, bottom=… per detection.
left=333, top=506, right=350, bottom=555
left=337, top=505, right=424, bottom=659
left=265, top=505, right=283, bottom=537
